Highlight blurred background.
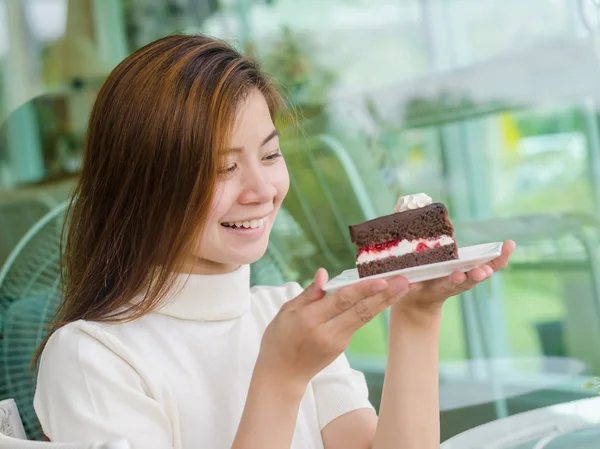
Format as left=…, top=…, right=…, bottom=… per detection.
left=3, top=0, right=600, bottom=443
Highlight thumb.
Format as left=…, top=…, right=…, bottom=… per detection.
left=297, top=268, right=329, bottom=304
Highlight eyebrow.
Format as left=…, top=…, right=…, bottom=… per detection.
left=261, top=129, right=280, bottom=146
left=227, top=129, right=279, bottom=153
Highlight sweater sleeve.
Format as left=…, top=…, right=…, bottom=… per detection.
left=33, top=322, right=173, bottom=449
left=311, top=352, right=375, bottom=430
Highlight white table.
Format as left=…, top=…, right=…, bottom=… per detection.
left=439, top=356, right=588, bottom=418
left=441, top=396, right=600, bottom=448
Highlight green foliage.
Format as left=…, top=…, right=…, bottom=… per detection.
left=583, top=377, right=600, bottom=395
left=260, top=26, right=336, bottom=106
left=0, top=62, right=5, bottom=123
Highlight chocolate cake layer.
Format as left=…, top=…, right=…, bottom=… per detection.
left=357, top=242, right=458, bottom=278
left=349, top=203, right=453, bottom=248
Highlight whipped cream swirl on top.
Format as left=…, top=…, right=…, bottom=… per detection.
left=394, top=193, right=433, bottom=213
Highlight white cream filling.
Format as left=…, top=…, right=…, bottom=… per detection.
left=356, top=235, right=455, bottom=265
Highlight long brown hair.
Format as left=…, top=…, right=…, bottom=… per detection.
left=34, top=34, right=284, bottom=367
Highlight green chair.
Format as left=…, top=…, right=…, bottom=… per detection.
left=0, top=202, right=67, bottom=440
left=281, top=132, right=391, bottom=396
left=0, top=198, right=318, bottom=440
left=282, top=133, right=382, bottom=279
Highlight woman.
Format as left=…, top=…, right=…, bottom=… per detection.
left=33, top=34, right=514, bottom=449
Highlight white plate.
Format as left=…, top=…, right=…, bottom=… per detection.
left=323, top=242, right=503, bottom=292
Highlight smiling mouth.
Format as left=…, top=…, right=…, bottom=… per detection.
left=221, top=217, right=268, bottom=229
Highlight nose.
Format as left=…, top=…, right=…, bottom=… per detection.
left=238, top=163, right=277, bottom=205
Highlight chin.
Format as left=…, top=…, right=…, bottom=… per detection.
left=229, top=245, right=269, bottom=266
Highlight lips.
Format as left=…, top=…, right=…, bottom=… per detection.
left=221, top=217, right=268, bottom=229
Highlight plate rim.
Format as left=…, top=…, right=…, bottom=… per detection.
left=323, top=242, right=503, bottom=292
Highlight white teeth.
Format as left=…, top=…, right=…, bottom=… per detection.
left=223, top=217, right=267, bottom=229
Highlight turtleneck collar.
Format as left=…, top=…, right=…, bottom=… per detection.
left=154, top=264, right=251, bottom=321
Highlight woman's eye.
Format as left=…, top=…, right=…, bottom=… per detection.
left=218, top=164, right=237, bottom=175
left=264, top=150, right=283, bottom=161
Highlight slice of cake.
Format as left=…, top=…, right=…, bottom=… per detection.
left=348, top=193, right=458, bottom=278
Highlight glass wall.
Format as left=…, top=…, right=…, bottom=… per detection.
left=3, top=0, right=600, bottom=442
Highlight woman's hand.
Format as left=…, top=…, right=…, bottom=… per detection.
left=257, top=269, right=410, bottom=390
left=392, top=240, right=516, bottom=318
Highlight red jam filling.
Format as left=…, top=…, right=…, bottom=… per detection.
left=359, top=239, right=401, bottom=254
left=415, top=242, right=429, bottom=253
left=358, top=239, right=441, bottom=256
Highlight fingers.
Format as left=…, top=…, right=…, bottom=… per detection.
left=328, top=276, right=410, bottom=331
left=286, top=268, right=329, bottom=310
left=454, top=267, right=489, bottom=292
left=295, top=240, right=515, bottom=325
left=481, top=265, right=494, bottom=277
left=411, top=266, right=491, bottom=297
left=488, top=240, right=515, bottom=272
left=311, top=277, right=389, bottom=321
left=410, top=272, right=464, bottom=297
left=312, top=268, right=329, bottom=292
left=409, top=241, right=515, bottom=297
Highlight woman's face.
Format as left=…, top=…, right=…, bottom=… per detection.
left=185, top=89, right=290, bottom=274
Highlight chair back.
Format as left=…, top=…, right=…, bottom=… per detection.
left=0, top=203, right=67, bottom=439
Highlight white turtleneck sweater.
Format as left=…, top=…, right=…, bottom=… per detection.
left=33, top=265, right=373, bottom=449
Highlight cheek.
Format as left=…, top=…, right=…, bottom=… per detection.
left=206, top=184, right=233, bottom=227
left=274, top=162, right=290, bottom=201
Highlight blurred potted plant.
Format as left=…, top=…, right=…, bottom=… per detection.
left=257, top=26, right=336, bottom=133
left=123, top=0, right=221, bottom=51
